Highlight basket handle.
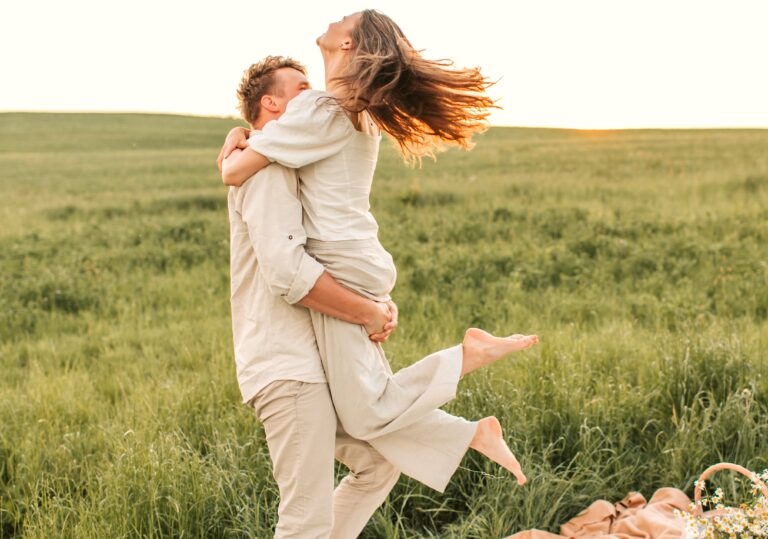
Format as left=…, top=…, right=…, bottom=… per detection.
left=693, top=463, right=768, bottom=516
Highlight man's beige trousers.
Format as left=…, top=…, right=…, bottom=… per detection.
left=252, top=380, right=400, bottom=539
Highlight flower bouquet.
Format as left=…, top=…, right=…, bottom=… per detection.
left=676, top=463, right=768, bottom=539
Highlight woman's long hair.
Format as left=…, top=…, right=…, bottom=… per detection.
left=333, top=9, right=498, bottom=163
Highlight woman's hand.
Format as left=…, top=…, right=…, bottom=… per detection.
left=217, top=127, right=250, bottom=172
left=368, top=300, right=399, bottom=343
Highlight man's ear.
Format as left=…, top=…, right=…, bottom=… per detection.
left=340, top=38, right=353, bottom=51
left=260, top=94, right=280, bottom=113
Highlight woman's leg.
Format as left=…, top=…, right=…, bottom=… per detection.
left=470, top=416, right=527, bottom=485
left=310, top=310, right=530, bottom=491
left=368, top=413, right=528, bottom=491
left=461, top=328, right=538, bottom=377
left=311, top=311, right=536, bottom=439
left=363, top=408, right=477, bottom=492
left=311, top=310, right=462, bottom=440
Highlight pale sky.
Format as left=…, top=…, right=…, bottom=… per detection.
left=2, top=0, right=767, bottom=129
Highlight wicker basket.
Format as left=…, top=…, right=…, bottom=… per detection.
left=692, top=462, right=768, bottom=519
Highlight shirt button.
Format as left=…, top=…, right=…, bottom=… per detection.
left=288, top=235, right=293, bottom=240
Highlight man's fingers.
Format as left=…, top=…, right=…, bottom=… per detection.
left=379, top=301, right=399, bottom=336
left=386, top=301, right=398, bottom=323
left=370, top=329, right=394, bottom=341
left=369, top=328, right=393, bottom=342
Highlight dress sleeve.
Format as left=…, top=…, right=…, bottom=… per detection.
left=247, top=89, right=355, bottom=169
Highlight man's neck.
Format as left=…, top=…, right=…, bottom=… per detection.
left=252, top=113, right=277, bottom=131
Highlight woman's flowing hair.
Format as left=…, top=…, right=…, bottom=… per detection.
left=333, top=9, right=498, bottom=163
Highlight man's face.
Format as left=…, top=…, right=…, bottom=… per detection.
left=272, top=68, right=311, bottom=116
left=316, top=12, right=361, bottom=50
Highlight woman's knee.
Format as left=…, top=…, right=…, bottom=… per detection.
left=336, top=408, right=384, bottom=440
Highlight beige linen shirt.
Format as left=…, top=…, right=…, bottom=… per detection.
left=228, top=161, right=326, bottom=404
left=248, top=89, right=381, bottom=242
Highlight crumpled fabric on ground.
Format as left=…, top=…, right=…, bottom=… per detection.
left=507, top=487, right=691, bottom=539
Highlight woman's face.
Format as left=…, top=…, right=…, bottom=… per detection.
left=317, top=12, right=362, bottom=51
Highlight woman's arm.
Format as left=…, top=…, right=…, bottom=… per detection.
left=216, top=126, right=249, bottom=171
left=218, top=91, right=354, bottom=187
left=221, top=147, right=271, bottom=186
left=217, top=127, right=270, bottom=186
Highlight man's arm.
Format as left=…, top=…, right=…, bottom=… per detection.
left=237, top=164, right=396, bottom=339
left=299, top=273, right=397, bottom=339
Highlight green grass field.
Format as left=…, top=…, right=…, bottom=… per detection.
left=1, top=112, right=767, bottom=538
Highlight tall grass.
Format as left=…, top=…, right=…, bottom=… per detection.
left=1, top=113, right=766, bottom=537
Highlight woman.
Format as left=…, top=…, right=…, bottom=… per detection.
left=219, top=10, right=537, bottom=492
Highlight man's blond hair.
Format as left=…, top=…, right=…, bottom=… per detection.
left=237, top=56, right=307, bottom=126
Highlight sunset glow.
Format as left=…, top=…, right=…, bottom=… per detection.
left=2, top=0, right=767, bottom=128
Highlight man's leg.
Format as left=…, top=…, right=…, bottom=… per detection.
left=251, top=380, right=337, bottom=539
left=331, top=426, right=401, bottom=539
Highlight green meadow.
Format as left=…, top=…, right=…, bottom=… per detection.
left=1, top=112, right=767, bottom=538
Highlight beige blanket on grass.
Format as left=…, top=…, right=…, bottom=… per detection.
left=507, top=488, right=691, bottom=539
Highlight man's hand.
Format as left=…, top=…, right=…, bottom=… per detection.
left=368, top=300, right=399, bottom=343
left=217, top=127, right=250, bottom=172
left=363, top=301, right=390, bottom=337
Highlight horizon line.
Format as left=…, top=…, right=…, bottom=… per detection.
left=2, top=109, right=767, bottom=131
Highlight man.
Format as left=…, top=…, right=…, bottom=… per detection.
left=224, top=56, right=400, bottom=538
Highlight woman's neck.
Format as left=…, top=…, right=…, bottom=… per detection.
left=320, top=46, right=367, bottom=131
left=321, top=48, right=350, bottom=97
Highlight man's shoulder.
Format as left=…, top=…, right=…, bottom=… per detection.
left=240, top=161, right=298, bottom=187
left=233, top=163, right=299, bottom=211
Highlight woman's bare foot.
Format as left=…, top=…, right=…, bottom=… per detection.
left=461, top=328, right=538, bottom=377
left=470, top=417, right=527, bottom=485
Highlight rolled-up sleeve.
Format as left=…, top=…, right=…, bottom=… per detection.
left=285, top=251, right=325, bottom=304
left=237, top=164, right=324, bottom=304
left=247, top=89, right=355, bottom=169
